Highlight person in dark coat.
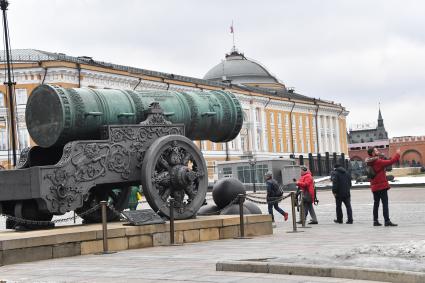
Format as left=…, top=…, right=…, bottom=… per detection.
left=332, top=164, right=353, bottom=224
left=265, top=171, right=288, bottom=222
left=365, top=147, right=400, bottom=227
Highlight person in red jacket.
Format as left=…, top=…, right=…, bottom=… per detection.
left=366, top=147, right=400, bottom=227
left=295, top=165, right=318, bottom=224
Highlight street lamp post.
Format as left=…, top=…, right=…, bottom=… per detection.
left=249, top=159, right=257, bottom=193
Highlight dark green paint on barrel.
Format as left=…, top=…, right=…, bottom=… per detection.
left=26, top=85, right=243, bottom=148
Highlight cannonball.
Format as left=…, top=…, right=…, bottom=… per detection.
left=243, top=202, right=262, bottom=214
left=220, top=203, right=251, bottom=215
left=198, top=204, right=220, bottom=216
left=212, top=177, right=246, bottom=209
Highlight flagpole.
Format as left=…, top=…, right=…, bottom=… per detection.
left=231, top=20, right=235, bottom=51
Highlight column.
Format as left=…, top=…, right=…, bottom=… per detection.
left=335, top=117, right=341, bottom=154
left=261, top=108, right=267, bottom=152
left=251, top=106, right=258, bottom=152
left=317, top=114, right=323, bottom=154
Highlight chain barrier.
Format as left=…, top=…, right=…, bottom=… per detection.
left=0, top=203, right=104, bottom=228
left=245, top=192, right=292, bottom=205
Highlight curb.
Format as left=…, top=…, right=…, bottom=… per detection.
left=216, top=260, right=425, bottom=283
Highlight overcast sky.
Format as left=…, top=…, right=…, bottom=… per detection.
left=6, top=0, right=425, bottom=137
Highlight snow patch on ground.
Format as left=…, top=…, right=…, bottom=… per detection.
left=272, top=240, right=425, bottom=272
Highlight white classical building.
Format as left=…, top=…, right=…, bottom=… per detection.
left=0, top=49, right=349, bottom=178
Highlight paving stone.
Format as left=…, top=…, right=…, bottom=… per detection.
left=96, top=227, right=126, bottom=239
left=245, top=222, right=273, bottom=236
left=153, top=231, right=184, bottom=246
left=128, top=235, right=153, bottom=249
left=108, top=237, right=129, bottom=252
left=246, top=214, right=272, bottom=224
left=183, top=229, right=200, bottom=243
left=199, top=227, right=220, bottom=241
left=125, top=223, right=167, bottom=236
left=2, top=246, right=52, bottom=265
left=219, top=225, right=239, bottom=239
left=53, top=242, right=81, bottom=258
left=81, top=240, right=102, bottom=255
left=222, top=216, right=244, bottom=226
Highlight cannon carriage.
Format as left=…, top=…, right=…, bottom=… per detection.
left=0, top=84, right=242, bottom=229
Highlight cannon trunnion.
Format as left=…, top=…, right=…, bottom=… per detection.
left=0, top=85, right=243, bottom=229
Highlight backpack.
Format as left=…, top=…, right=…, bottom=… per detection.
left=275, top=184, right=284, bottom=197
left=271, top=181, right=283, bottom=197
left=365, top=165, right=376, bottom=180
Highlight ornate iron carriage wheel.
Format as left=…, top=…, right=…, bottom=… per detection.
left=141, top=135, right=207, bottom=219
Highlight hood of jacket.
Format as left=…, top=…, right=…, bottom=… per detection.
left=301, top=170, right=312, bottom=176
left=365, top=156, right=379, bottom=165
left=335, top=167, right=347, bottom=174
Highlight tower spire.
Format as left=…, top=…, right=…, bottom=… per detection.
left=377, top=103, right=383, bottom=127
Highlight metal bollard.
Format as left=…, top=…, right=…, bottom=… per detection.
left=235, top=194, right=251, bottom=239
left=169, top=197, right=175, bottom=245
left=286, top=192, right=301, bottom=233
left=100, top=201, right=108, bottom=253
left=300, top=191, right=306, bottom=227
left=73, top=211, right=76, bottom=223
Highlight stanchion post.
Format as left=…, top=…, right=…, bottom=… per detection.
left=234, top=194, right=251, bottom=239
left=169, top=197, right=175, bottom=245
left=239, top=194, right=245, bottom=238
left=287, top=191, right=304, bottom=234
left=300, top=191, right=306, bottom=228
left=73, top=211, right=76, bottom=223
left=101, top=201, right=108, bottom=253
left=290, top=192, right=297, bottom=232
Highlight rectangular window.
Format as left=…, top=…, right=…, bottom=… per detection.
left=270, top=112, right=274, bottom=124
left=222, top=167, right=232, bottom=178
left=18, top=128, right=29, bottom=150
left=0, top=128, right=7, bottom=151
left=15, top=89, right=28, bottom=105
left=255, top=164, right=268, bottom=183
left=278, top=113, right=282, bottom=125
left=0, top=92, right=4, bottom=107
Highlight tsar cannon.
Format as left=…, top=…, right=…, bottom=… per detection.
left=0, top=84, right=242, bottom=229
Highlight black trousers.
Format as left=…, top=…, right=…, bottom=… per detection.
left=373, top=189, right=390, bottom=222
left=335, top=197, right=353, bottom=222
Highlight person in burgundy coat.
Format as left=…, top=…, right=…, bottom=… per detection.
left=365, top=147, right=400, bottom=227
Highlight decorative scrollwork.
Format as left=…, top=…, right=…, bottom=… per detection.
left=110, top=127, right=136, bottom=143
left=71, top=143, right=109, bottom=182
left=140, top=102, right=172, bottom=126
left=107, top=144, right=131, bottom=179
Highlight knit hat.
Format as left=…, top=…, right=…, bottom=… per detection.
left=300, top=165, right=308, bottom=172
left=264, top=171, right=273, bottom=177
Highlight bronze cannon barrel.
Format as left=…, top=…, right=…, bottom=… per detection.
left=26, top=84, right=243, bottom=148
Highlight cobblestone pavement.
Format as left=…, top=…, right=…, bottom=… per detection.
left=0, top=187, right=424, bottom=283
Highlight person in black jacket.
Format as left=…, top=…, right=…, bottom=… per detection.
left=265, top=171, right=288, bottom=222
left=331, top=164, right=353, bottom=224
